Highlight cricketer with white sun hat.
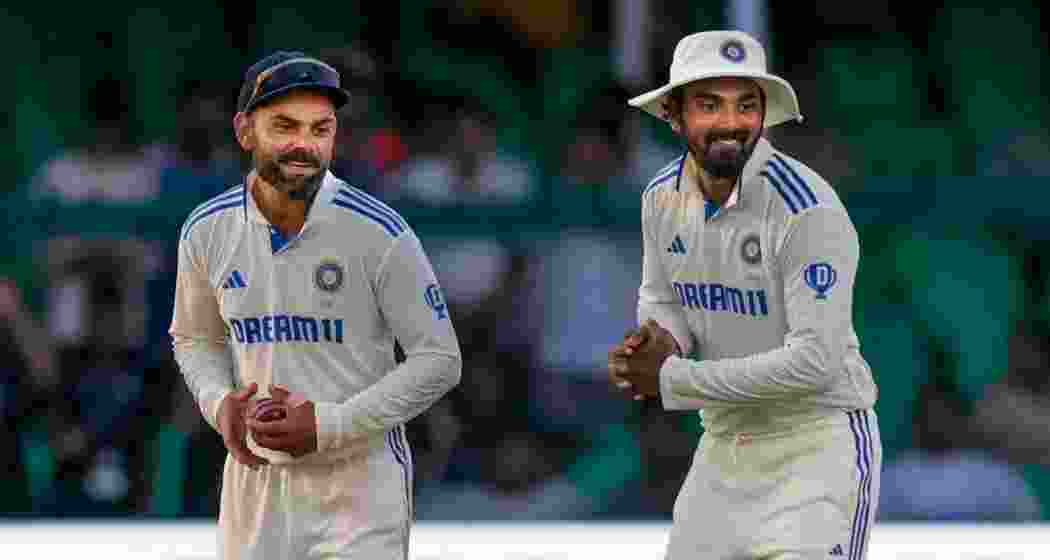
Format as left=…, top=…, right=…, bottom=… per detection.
left=628, top=30, right=802, bottom=128
left=613, top=30, right=882, bottom=559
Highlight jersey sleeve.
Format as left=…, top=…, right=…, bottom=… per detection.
left=169, top=235, right=235, bottom=432
left=659, top=206, right=858, bottom=408
left=313, top=232, right=462, bottom=452
left=638, top=191, right=696, bottom=356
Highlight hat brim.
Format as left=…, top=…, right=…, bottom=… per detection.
left=628, top=71, right=802, bottom=128
left=245, top=83, right=351, bottom=114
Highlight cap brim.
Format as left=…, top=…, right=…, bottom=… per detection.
left=628, top=71, right=803, bottom=128
left=245, top=83, right=351, bottom=113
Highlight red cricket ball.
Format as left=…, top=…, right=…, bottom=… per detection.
left=252, top=398, right=287, bottom=422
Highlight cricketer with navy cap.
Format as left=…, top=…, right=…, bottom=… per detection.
left=608, top=31, right=881, bottom=559
left=170, top=51, right=461, bottom=559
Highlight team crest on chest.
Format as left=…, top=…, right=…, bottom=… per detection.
left=740, top=233, right=762, bottom=265
left=314, top=260, right=344, bottom=293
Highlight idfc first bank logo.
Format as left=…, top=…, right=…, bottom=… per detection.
left=804, top=262, right=836, bottom=300
left=424, top=283, right=447, bottom=320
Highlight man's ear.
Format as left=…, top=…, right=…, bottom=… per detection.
left=233, top=112, right=253, bottom=151
left=662, top=99, right=683, bottom=134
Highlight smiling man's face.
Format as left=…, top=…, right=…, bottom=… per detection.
left=674, top=77, right=764, bottom=179
left=244, top=89, right=337, bottom=196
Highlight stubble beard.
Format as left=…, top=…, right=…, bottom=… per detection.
left=689, top=128, right=759, bottom=180
left=254, top=148, right=327, bottom=200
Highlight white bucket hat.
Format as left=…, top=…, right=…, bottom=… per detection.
left=628, top=30, right=802, bottom=128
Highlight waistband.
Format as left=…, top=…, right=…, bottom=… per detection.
left=700, top=406, right=872, bottom=439
left=247, top=427, right=398, bottom=466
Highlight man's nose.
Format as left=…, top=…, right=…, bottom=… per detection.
left=717, top=106, right=742, bottom=129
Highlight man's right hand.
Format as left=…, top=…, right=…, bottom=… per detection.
left=217, top=382, right=269, bottom=469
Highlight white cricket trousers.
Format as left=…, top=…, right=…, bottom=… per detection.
left=218, top=426, right=413, bottom=559
left=665, top=409, right=882, bottom=560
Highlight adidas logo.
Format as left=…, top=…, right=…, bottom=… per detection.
left=223, top=270, right=248, bottom=289
left=667, top=235, right=687, bottom=255
left=829, top=544, right=844, bottom=556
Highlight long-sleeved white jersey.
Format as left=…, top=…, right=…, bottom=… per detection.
left=170, top=170, right=461, bottom=465
left=640, top=138, right=877, bottom=435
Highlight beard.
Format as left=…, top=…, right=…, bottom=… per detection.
left=689, top=127, right=759, bottom=179
left=254, top=147, right=328, bottom=200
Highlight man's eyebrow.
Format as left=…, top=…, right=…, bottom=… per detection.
left=270, top=114, right=336, bottom=126
left=691, top=91, right=760, bottom=102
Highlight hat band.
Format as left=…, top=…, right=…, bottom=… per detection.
left=247, top=57, right=341, bottom=110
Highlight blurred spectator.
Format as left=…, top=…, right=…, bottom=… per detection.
left=0, top=279, right=57, bottom=515
left=381, top=97, right=539, bottom=206
left=558, top=83, right=632, bottom=189
left=974, top=320, right=1050, bottom=465
left=319, top=44, right=407, bottom=193
left=551, top=81, right=673, bottom=225
left=31, top=75, right=164, bottom=204
left=23, top=74, right=182, bottom=516
left=878, top=359, right=1042, bottom=522
left=39, top=246, right=174, bottom=515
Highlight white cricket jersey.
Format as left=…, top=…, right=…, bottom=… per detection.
left=640, top=138, right=877, bottom=435
left=170, top=170, right=461, bottom=465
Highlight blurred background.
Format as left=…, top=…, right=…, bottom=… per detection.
left=2, top=0, right=1049, bottom=526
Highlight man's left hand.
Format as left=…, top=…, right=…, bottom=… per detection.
left=616, top=319, right=678, bottom=398
left=247, top=385, right=318, bottom=458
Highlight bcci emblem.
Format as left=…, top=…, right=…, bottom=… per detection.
left=740, top=233, right=762, bottom=265
left=424, top=283, right=447, bottom=320
left=720, top=39, right=746, bottom=63
left=314, top=261, right=344, bottom=293
left=804, top=262, right=837, bottom=300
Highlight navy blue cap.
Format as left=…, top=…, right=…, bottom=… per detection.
left=237, top=50, right=350, bottom=113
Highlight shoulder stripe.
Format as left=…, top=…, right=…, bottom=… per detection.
left=765, top=160, right=811, bottom=213
left=655, top=155, right=685, bottom=177
left=185, top=187, right=244, bottom=226
left=332, top=198, right=402, bottom=237
left=644, top=156, right=686, bottom=195
left=759, top=170, right=800, bottom=214
left=335, top=188, right=407, bottom=230
left=181, top=199, right=243, bottom=240
left=771, top=154, right=818, bottom=205
left=356, top=190, right=408, bottom=230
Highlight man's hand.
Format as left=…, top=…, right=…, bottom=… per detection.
left=608, top=326, right=651, bottom=399
left=247, top=385, right=318, bottom=458
left=607, top=320, right=679, bottom=399
left=217, top=382, right=269, bottom=469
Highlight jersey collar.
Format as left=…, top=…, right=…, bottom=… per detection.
left=680, top=137, right=773, bottom=211
left=244, top=169, right=342, bottom=226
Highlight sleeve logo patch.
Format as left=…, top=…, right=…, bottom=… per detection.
left=804, top=262, right=837, bottom=300
left=424, top=283, right=448, bottom=320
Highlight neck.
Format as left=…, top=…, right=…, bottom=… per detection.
left=251, top=172, right=310, bottom=236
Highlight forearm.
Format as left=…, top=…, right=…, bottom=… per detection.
left=172, top=337, right=235, bottom=432
left=313, top=351, right=462, bottom=452
left=660, top=329, right=833, bottom=409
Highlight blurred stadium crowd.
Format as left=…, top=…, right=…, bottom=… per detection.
left=3, top=2, right=1050, bottom=523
